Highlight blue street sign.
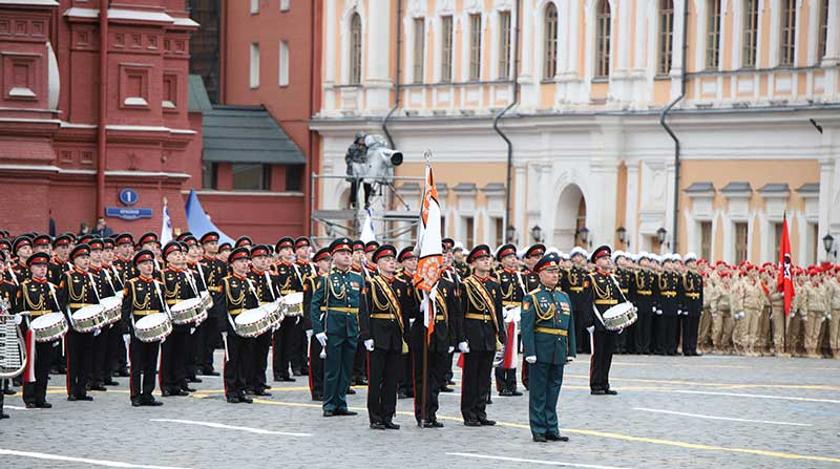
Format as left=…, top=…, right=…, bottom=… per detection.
left=105, top=207, right=153, bottom=221
left=119, top=188, right=139, bottom=206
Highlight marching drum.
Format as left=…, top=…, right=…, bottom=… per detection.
left=71, top=304, right=108, bottom=333
left=234, top=307, right=273, bottom=338
left=199, top=290, right=214, bottom=311
left=281, top=292, right=304, bottom=317
left=99, top=294, right=123, bottom=326
left=170, top=297, right=207, bottom=325
left=265, top=299, right=284, bottom=327
left=602, top=302, right=638, bottom=331
left=29, top=313, right=68, bottom=342
left=134, top=313, right=172, bottom=343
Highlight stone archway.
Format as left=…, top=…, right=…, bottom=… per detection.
left=552, top=184, right=586, bottom=249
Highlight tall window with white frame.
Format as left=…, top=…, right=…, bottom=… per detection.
left=493, top=218, right=504, bottom=247
left=543, top=3, right=558, bottom=80
left=413, top=18, right=425, bottom=84
left=818, top=0, right=829, bottom=60
left=780, top=0, right=796, bottom=66
left=469, top=14, right=482, bottom=81
left=742, top=0, right=759, bottom=68
left=735, top=222, right=748, bottom=263
left=595, top=0, right=611, bottom=78
left=498, top=11, right=512, bottom=80
left=658, top=0, right=674, bottom=75
left=706, top=0, right=721, bottom=70
left=441, top=15, right=454, bottom=83
left=250, top=42, right=260, bottom=88
left=464, top=216, right=475, bottom=248
left=278, top=41, right=289, bottom=87
left=700, top=221, right=712, bottom=261
left=349, top=13, right=362, bottom=85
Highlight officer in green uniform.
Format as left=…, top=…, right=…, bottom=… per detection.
left=311, top=237, right=368, bottom=417
left=522, top=252, right=576, bottom=443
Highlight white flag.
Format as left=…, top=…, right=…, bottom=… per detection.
left=160, top=200, right=173, bottom=245
left=360, top=208, right=376, bottom=243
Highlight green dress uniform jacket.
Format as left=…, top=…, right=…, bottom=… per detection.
left=521, top=286, right=577, bottom=364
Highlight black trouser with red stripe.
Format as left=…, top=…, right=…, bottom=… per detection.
left=66, top=330, right=94, bottom=398
left=272, top=316, right=298, bottom=379
left=129, top=337, right=159, bottom=401
left=461, top=350, right=494, bottom=423
left=90, top=325, right=113, bottom=385
left=248, top=330, right=271, bottom=392
left=23, top=340, right=57, bottom=405
left=590, top=329, right=616, bottom=391
left=224, top=321, right=250, bottom=398
left=160, top=326, right=189, bottom=393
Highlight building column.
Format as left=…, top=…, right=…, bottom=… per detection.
left=323, top=0, right=337, bottom=114
left=624, top=161, right=640, bottom=250
left=670, top=0, right=687, bottom=101
left=823, top=0, right=840, bottom=99
left=365, top=0, right=392, bottom=112
left=514, top=161, right=527, bottom=244
left=820, top=158, right=836, bottom=261
left=519, top=0, right=538, bottom=111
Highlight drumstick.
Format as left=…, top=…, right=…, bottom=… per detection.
left=221, top=331, right=230, bottom=361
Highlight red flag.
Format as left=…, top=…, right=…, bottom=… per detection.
left=776, top=215, right=795, bottom=316
left=413, top=161, right=444, bottom=341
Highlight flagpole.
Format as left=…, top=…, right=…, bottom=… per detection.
left=420, top=294, right=429, bottom=428
left=782, top=212, right=787, bottom=356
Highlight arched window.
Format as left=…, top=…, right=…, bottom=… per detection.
left=742, top=0, right=759, bottom=68
left=658, top=0, right=674, bottom=75
left=595, top=0, right=611, bottom=78
left=817, top=0, right=828, bottom=60
left=780, top=0, right=796, bottom=66
left=705, top=0, right=721, bottom=70
left=544, top=3, right=558, bottom=79
left=349, top=13, right=362, bottom=85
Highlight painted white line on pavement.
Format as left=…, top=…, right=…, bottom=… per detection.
left=633, top=407, right=812, bottom=427
left=0, top=448, right=191, bottom=469
left=150, top=418, right=312, bottom=437
left=448, top=452, right=632, bottom=469
left=4, top=405, right=28, bottom=410
left=672, top=390, right=840, bottom=404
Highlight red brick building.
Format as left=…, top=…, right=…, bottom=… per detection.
left=0, top=0, right=198, bottom=235
left=0, top=0, right=319, bottom=242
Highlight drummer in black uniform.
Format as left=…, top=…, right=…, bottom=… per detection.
left=247, top=244, right=278, bottom=396
left=584, top=245, right=622, bottom=395
left=395, top=247, right=418, bottom=400
left=221, top=247, right=256, bottom=404
left=160, top=241, right=195, bottom=396
left=14, top=252, right=62, bottom=408
left=59, top=243, right=100, bottom=401
left=494, top=243, right=529, bottom=397
left=564, top=247, right=591, bottom=354
left=121, top=250, right=165, bottom=407
left=199, top=231, right=226, bottom=376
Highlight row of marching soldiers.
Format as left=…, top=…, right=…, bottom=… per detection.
left=0, top=229, right=318, bottom=414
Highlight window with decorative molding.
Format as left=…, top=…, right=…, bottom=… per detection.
left=278, top=41, right=289, bottom=86
left=706, top=0, right=721, bottom=70
left=735, top=222, right=748, bottom=263
left=543, top=3, right=558, bottom=79
left=232, top=163, right=271, bottom=191
left=469, top=14, right=482, bottom=81
left=464, top=216, right=475, bottom=248
left=742, top=0, right=759, bottom=68
left=780, top=0, right=796, bottom=66
left=700, top=221, right=712, bottom=261
left=658, top=0, right=674, bottom=75
left=595, top=0, right=611, bottom=78
left=162, top=73, right=177, bottom=110
left=818, top=0, right=829, bottom=60
left=773, top=222, right=783, bottom=259
left=498, top=11, right=512, bottom=80
left=441, top=15, right=454, bottom=82
left=493, top=217, right=504, bottom=247
left=349, top=13, right=362, bottom=85
left=202, top=163, right=217, bottom=190
left=413, top=18, right=425, bottom=84
left=250, top=42, right=260, bottom=88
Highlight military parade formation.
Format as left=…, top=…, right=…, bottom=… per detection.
left=0, top=228, right=837, bottom=442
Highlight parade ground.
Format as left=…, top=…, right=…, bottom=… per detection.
left=1, top=353, right=838, bottom=469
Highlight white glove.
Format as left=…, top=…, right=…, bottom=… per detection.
left=190, top=327, right=196, bottom=335
left=306, top=329, right=313, bottom=341
left=566, top=356, right=575, bottom=364
left=525, top=355, right=537, bottom=364
left=316, top=332, right=327, bottom=347
left=122, top=334, right=130, bottom=345
left=448, top=346, right=455, bottom=354
left=93, top=328, right=101, bottom=337
left=14, top=314, right=23, bottom=325
left=656, top=309, right=663, bottom=316
left=458, top=341, right=470, bottom=354
left=364, top=339, right=374, bottom=351
left=295, top=316, right=301, bottom=325
left=586, top=325, right=594, bottom=334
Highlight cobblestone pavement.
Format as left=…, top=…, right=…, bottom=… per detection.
left=2, top=352, right=839, bottom=469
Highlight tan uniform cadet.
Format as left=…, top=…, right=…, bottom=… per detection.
left=825, top=275, right=840, bottom=358
left=788, top=277, right=807, bottom=356
left=710, top=276, right=734, bottom=353
left=767, top=287, right=789, bottom=357
left=731, top=274, right=767, bottom=356
left=803, top=278, right=828, bottom=358
left=697, top=273, right=716, bottom=353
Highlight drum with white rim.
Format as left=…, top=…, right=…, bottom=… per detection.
left=71, top=304, right=108, bottom=333
left=602, top=302, right=638, bottom=331
left=281, top=292, right=304, bottom=317
left=134, top=313, right=172, bottom=343
left=99, top=295, right=123, bottom=326
left=234, top=307, right=273, bottom=338
left=29, top=313, right=68, bottom=342
left=170, top=297, right=206, bottom=325
left=264, top=299, right=284, bottom=328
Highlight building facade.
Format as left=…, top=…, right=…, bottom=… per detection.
left=0, top=0, right=200, bottom=235
left=312, top=0, right=840, bottom=265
